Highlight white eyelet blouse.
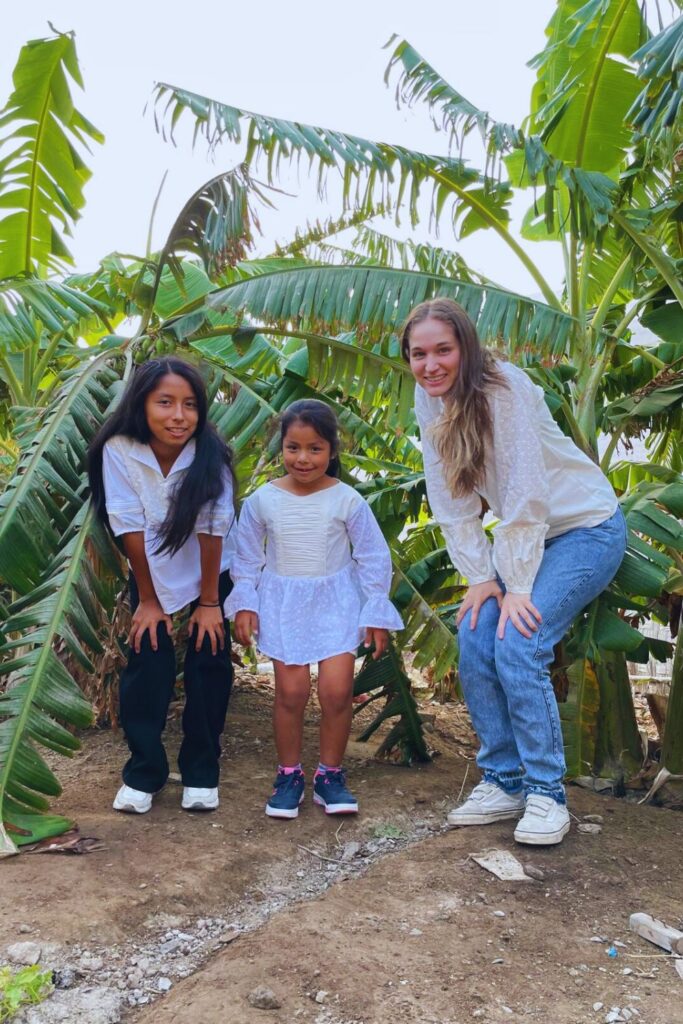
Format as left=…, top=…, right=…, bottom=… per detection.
left=414, top=362, right=618, bottom=594
left=102, top=436, right=235, bottom=614
left=224, top=480, right=403, bottom=665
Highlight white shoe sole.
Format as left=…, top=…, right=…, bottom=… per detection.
left=113, top=799, right=151, bottom=814
left=182, top=798, right=219, bottom=811
left=313, top=794, right=358, bottom=815
left=447, top=807, right=524, bottom=827
left=266, top=792, right=305, bottom=819
left=514, top=820, right=570, bottom=845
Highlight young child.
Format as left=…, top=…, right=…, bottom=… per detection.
left=88, top=357, right=236, bottom=814
left=225, top=399, right=402, bottom=818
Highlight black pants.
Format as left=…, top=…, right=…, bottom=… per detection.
left=119, top=571, right=233, bottom=793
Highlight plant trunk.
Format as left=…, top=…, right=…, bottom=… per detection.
left=593, top=651, right=642, bottom=780
left=655, top=626, right=683, bottom=802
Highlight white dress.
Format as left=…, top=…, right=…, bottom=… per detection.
left=224, top=480, right=403, bottom=665
left=415, top=361, right=618, bottom=593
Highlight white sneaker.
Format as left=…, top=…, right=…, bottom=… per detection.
left=446, top=781, right=525, bottom=826
left=514, top=794, right=570, bottom=845
left=113, top=784, right=153, bottom=814
left=181, top=787, right=219, bottom=811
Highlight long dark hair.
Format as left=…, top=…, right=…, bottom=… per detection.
left=279, top=399, right=341, bottom=478
left=401, top=298, right=506, bottom=497
left=88, top=358, right=236, bottom=555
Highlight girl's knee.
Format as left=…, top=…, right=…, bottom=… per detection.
left=275, top=685, right=309, bottom=714
left=318, top=684, right=353, bottom=717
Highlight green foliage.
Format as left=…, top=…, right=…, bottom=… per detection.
left=2, top=5, right=683, bottom=846
left=0, top=965, right=53, bottom=1022
left=0, top=31, right=103, bottom=277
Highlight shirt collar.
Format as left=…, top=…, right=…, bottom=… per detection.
left=127, top=437, right=197, bottom=476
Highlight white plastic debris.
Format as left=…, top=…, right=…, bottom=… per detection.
left=470, top=849, right=529, bottom=881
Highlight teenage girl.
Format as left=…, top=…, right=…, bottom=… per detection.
left=403, top=298, right=626, bottom=845
left=225, top=399, right=403, bottom=818
left=88, top=358, right=236, bottom=814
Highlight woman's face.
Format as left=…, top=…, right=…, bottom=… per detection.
left=144, top=373, right=199, bottom=450
left=407, top=317, right=461, bottom=398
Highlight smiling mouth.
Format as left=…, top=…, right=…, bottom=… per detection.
left=425, top=375, right=447, bottom=384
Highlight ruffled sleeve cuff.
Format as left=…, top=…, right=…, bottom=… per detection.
left=223, top=580, right=260, bottom=619
left=358, top=594, right=404, bottom=632
left=493, top=523, right=548, bottom=593
left=441, top=520, right=496, bottom=585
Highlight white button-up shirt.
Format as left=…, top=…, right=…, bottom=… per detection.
left=414, top=362, right=618, bottom=593
left=102, top=435, right=235, bottom=613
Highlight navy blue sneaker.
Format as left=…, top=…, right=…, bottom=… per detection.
left=313, top=769, right=358, bottom=815
left=266, top=769, right=305, bottom=819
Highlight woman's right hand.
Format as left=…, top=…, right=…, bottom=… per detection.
left=456, top=580, right=503, bottom=631
left=128, top=598, right=173, bottom=653
left=234, top=610, right=259, bottom=647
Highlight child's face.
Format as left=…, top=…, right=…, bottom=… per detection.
left=145, top=373, right=199, bottom=450
left=282, top=421, right=332, bottom=487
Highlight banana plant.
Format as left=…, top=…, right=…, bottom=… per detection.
left=151, top=1, right=683, bottom=783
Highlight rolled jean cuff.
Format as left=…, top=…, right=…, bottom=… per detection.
left=483, top=769, right=524, bottom=794
left=524, top=783, right=566, bottom=805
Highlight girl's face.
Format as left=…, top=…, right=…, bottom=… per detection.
left=282, top=421, right=332, bottom=488
left=144, top=373, right=199, bottom=450
left=407, top=317, right=461, bottom=398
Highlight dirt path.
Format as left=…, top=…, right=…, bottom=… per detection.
left=3, top=675, right=681, bottom=1024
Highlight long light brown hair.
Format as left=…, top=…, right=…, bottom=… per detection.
left=401, top=298, right=506, bottom=498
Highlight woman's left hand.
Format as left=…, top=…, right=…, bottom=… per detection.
left=497, top=592, right=542, bottom=640
left=188, top=605, right=225, bottom=654
left=364, top=627, right=389, bottom=660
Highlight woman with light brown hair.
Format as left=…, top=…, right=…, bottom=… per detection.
left=402, top=298, right=626, bottom=845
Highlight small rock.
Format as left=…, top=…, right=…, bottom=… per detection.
left=341, top=841, right=361, bottom=863
left=79, top=954, right=104, bottom=971
left=492, top=958, right=504, bottom=964
left=568, top=968, right=580, bottom=977
left=53, top=967, right=77, bottom=989
left=593, top=1003, right=604, bottom=1012
left=493, top=911, right=506, bottom=918
left=7, top=941, right=42, bottom=965
left=605, top=1009, right=623, bottom=1024
left=622, top=1010, right=633, bottom=1021
left=17, top=924, right=32, bottom=934
left=248, top=985, right=282, bottom=1010
left=523, top=864, right=545, bottom=881
left=578, top=823, right=602, bottom=835
left=622, top=967, right=633, bottom=976
left=218, top=930, right=239, bottom=944
left=315, top=990, right=328, bottom=1004
left=158, top=977, right=172, bottom=992
left=583, top=814, right=604, bottom=824
left=159, top=938, right=182, bottom=955
left=409, top=928, right=423, bottom=937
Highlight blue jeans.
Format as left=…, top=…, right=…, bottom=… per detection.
left=457, top=509, right=627, bottom=804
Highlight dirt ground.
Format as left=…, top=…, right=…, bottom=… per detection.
left=2, top=673, right=682, bottom=1024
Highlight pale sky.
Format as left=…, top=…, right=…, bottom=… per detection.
left=4, top=1, right=566, bottom=295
